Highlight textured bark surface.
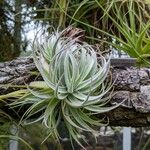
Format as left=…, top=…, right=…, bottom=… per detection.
left=0, top=57, right=35, bottom=85
left=0, top=57, right=150, bottom=127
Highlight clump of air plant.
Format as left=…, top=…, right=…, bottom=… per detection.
left=0, top=27, right=118, bottom=148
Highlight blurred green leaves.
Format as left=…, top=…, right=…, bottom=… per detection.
left=50, top=0, right=150, bottom=66
left=95, top=0, right=150, bottom=66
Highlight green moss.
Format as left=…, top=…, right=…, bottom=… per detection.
left=0, top=120, right=12, bottom=149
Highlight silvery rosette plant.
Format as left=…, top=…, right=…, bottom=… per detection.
left=0, top=28, right=118, bottom=148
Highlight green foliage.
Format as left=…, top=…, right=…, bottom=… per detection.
left=54, top=0, right=150, bottom=66
left=0, top=110, right=33, bottom=149
left=18, top=123, right=61, bottom=150
left=0, top=0, right=23, bottom=61
left=94, top=0, right=150, bottom=66
left=34, top=0, right=69, bottom=28
left=0, top=135, right=33, bottom=150
left=0, top=121, right=11, bottom=149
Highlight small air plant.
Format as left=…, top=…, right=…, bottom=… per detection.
left=0, top=28, right=118, bottom=148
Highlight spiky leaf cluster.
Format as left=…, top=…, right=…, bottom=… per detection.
left=2, top=28, right=117, bottom=147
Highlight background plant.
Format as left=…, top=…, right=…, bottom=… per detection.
left=94, top=0, right=150, bottom=66
left=39, top=0, right=150, bottom=66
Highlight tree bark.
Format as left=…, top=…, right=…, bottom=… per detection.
left=0, top=57, right=150, bottom=127
left=14, top=0, right=22, bottom=57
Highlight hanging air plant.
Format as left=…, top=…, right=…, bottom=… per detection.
left=0, top=28, right=118, bottom=148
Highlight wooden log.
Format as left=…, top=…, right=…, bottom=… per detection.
left=0, top=57, right=150, bottom=127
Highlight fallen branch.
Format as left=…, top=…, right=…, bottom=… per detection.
left=0, top=57, right=150, bottom=127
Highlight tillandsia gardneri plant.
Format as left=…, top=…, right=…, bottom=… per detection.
left=0, top=27, right=118, bottom=148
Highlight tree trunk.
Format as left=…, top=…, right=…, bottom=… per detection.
left=14, top=0, right=22, bottom=57
left=0, top=57, right=150, bottom=127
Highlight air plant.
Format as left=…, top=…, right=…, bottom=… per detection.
left=97, top=0, right=150, bottom=66
left=0, top=28, right=117, bottom=148
left=57, top=0, right=150, bottom=66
